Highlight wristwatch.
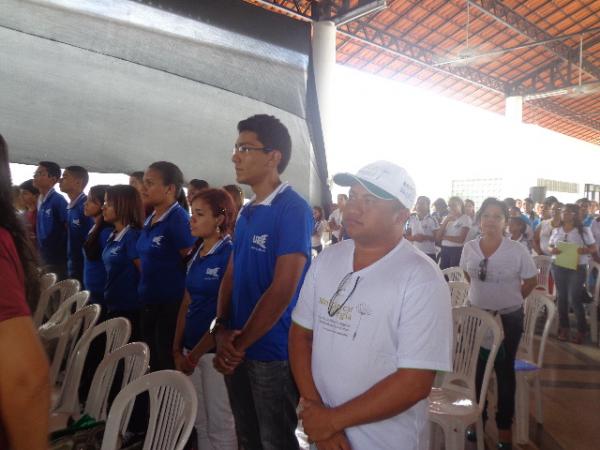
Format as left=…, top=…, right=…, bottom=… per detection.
left=209, top=316, right=228, bottom=335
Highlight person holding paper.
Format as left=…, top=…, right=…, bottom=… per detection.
left=549, top=203, right=598, bottom=344
left=459, top=197, right=537, bottom=449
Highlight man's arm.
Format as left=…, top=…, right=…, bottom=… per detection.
left=289, top=322, right=321, bottom=403
left=235, top=253, right=307, bottom=352
left=0, top=316, right=50, bottom=450
left=301, top=368, right=435, bottom=442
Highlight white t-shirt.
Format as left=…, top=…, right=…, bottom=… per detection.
left=311, top=220, right=328, bottom=247
left=460, top=238, right=537, bottom=311
left=441, top=214, right=472, bottom=247
left=538, top=219, right=558, bottom=255
left=328, top=209, right=343, bottom=240
left=407, top=214, right=439, bottom=255
left=292, top=239, right=453, bottom=450
left=548, top=226, right=595, bottom=265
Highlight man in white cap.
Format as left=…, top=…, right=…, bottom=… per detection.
left=289, top=161, right=453, bottom=450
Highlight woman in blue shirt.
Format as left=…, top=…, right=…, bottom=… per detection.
left=82, top=185, right=113, bottom=306
left=102, top=185, right=144, bottom=334
left=137, top=162, right=195, bottom=371
left=172, top=188, right=237, bottom=450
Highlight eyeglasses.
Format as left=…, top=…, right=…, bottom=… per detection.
left=478, top=258, right=488, bottom=281
left=328, top=272, right=361, bottom=317
left=232, top=144, right=274, bottom=155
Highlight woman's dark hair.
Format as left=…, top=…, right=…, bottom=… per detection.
left=83, top=185, right=110, bottom=261
left=448, top=196, right=465, bottom=214
left=19, top=179, right=39, bottom=195
left=106, top=185, right=144, bottom=229
left=433, top=198, right=448, bottom=213
left=148, top=161, right=187, bottom=209
left=476, top=197, right=509, bottom=223
left=189, top=179, right=209, bottom=191
left=237, top=114, right=292, bottom=174
left=509, top=217, right=527, bottom=235
left=0, top=135, right=40, bottom=309
left=313, top=206, right=323, bottom=221
left=223, top=184, right=244, bottom=211
left=564, top=203, right=585, bottom=237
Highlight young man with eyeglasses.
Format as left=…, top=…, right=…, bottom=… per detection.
left=212, top=114, right=313, bottom=449
left=33, top=161, right=68, bottom=279
left=290, top=161, right=453, bottom=450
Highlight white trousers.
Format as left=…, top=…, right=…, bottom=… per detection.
left=185, top=351, right=238, bottom=450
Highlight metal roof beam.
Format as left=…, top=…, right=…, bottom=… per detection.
left=468, top=0, right=600, bottom=82
left=529, top=98, right=600, bottom=134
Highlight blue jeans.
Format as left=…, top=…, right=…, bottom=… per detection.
left=552, top=264, right=587, bottom=333
left=225, top=359, right=299, bottom=450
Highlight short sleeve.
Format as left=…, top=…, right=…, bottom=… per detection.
left=125, top=231, right=140, bottom=260
left=169, top=210, right=195, bottom=250
left=291, top=259, right=318, bottom=330
left=395, top=272, right=453, bottom=371
left=583, top=227, right=595, bottom=246
left=519, top=247, right=538, bottom=279
left=276, top=201, right=311, bottom=258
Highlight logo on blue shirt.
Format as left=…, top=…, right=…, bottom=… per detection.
left=152, top=235, right=164, bottom=247
left=72, top=218, right=80, bottom=227
left=252, top=234, right=268, bottom=251
left=45, top=209, right=51, bottom=217
left=205, top=267, right=220, bottom=278
left=109, top=246, right=121, bottom=256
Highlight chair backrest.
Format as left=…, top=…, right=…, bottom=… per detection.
left=518, top=291, right=557, bottom=368
left=442, top=266, right=467, bottom=283
left=54, top=317, right=131, bottom=415
left=34, top=279, right=80, bottom=326
left=38, top=291, right=90, bottom=338
left=533, top=255, right=552, bottom=293
left=40, top=272, right=57, bottom=291
left=48, top=304, right=100, bottom=387
left=101, top=370, right=197, bottom=450
left=441, top=306, right=502, bottom=414
left=85, top=342, right=150, bottom=422
left=448, top=281, right=469, bottom=308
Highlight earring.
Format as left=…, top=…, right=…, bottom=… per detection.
left=216, top=225, right=221, bottom=234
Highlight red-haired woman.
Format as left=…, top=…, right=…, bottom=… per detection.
left=172, top=188, right=237, bottom=450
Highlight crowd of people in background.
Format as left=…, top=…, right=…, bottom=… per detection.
left=2, top=110, right=599, bottom=450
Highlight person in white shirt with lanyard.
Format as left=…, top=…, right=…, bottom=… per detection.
left=290, top=161, right=452, bottom=450
left=460, top=197, right=538, bottom=450
left=548, top=203, right=598, bottom=344
left=437, top=196, right=472, bottom=269
left=406, top=195, right=439, bottom=261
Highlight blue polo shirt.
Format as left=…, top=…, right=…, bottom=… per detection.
left=67, top=193, right=94, bottom=280
left=83, top=225, right=113, bottom=304
left=102, top=226, right=141, bottom=312
left=183, top=237, right=233, bottom=350
left=36, top=188, right=68, bottom=266
left=231, top=183, right=312, bottom=361
left=137, top=203, right=195, bottom=305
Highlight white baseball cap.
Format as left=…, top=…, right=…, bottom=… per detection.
left=333, top=161, right=416, bottom=208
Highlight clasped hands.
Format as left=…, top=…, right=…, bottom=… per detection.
left=213, top=329, right=245, bottom=375
left=299, top=398, right=351, bottom=450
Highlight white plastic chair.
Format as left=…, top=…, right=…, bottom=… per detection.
left=533, top=255, right=553, bottom=295
left=449, top=281, right=469, bottom=308
left=34, top=279, right=80, bottom=326
left=514, top=291, right=556, bottom=444
left=101, top=370, right=197, bottom=450
left=50, top=341, right=148, bottom=432
left=52, top=317, right=131, bottom=414
left=39, top=291, right=90, bottom=340
left=428, top=307, right=502, bottom=450
left=48, top=304, right=100, bottom=389
left=40, top=272, right=57, bottom=291
left=442, top=266, right=467, bottom=283
left=585, top=261, right=600, bottom=345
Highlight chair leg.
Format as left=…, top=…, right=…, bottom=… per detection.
left=534, top=373, right=543, bottom=424
left=445, top=422, right=466, bottom=450
left=476, top=418, right=485, bottom=450
left=515, top=373, right=529, bottom=444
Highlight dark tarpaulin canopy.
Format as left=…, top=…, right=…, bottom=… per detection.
left=0, top=0, right=330, bottom=204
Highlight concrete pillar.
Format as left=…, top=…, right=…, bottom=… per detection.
left=505, top=96, right=523, bottom=123
left=312, top=20, right=336, bottom=151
